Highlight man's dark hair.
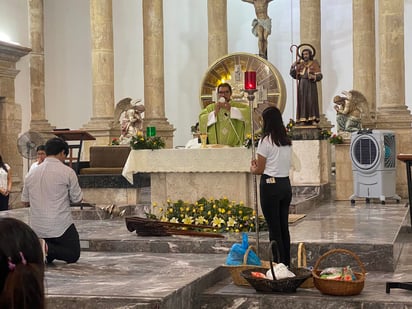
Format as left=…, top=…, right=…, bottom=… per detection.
left=36, top=145, right=46, bottom=152
left=217, top=83, right=232, bottom=94
left=45, top=138, right=69, bottom=157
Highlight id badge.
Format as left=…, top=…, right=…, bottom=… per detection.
left=266, top=177, right=276, bottom=184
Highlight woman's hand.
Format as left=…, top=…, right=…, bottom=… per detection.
left=250, top=159, right=257, bottom=173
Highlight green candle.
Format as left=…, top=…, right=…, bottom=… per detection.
left=146, top=126, right=156, bottom=137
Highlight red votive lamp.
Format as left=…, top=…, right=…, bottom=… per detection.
left=244, top=71, right=256, bottom=90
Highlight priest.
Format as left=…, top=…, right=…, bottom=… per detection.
left=199, top=83, right=250, bottom=147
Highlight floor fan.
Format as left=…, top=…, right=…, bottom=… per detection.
left=17, top=131, right=46, bottom=171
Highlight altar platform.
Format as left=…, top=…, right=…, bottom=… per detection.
left=1, top=197, right=412, bottom=308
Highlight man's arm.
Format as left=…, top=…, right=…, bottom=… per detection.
left=199, top=104, right=216, bottom=132
left=68, top=170, right=83, bottom=204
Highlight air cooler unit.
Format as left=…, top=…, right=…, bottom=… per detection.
left=349, top=129, right=401, bottom=204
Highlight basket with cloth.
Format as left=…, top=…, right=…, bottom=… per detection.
left=240, top=240, right=312, bottom=293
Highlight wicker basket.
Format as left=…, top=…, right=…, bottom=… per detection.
left=240, top=241, right=312, bottom=293
left=312, top=248, right=366, bottom=296
left=225, top=246, right=272, bottom=287
left=297, top=242, right=314, bottom=288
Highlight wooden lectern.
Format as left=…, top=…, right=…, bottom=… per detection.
left=52, top=130, right=95, bottom=174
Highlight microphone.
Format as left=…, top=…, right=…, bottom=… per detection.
left=224, top=112, right=241, bottom=145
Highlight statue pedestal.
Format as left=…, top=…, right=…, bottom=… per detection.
left=334, top=141, right=353, bottom=200
left=292, top=126, right=320, bottom=140
left=290, top=139, right=331, bottom=186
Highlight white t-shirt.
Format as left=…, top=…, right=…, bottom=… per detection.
left=256, top=136, right=291, bottom=177
left=0, top=164, right=10, bottom=190
left=28, top=161, right=40, bottom=173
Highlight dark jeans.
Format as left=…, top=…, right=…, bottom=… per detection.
left=45, top=223, right=80, bottom=264
left=0, top=194, right=9, bottom=211
left=259, top=174, right=292, bottom=266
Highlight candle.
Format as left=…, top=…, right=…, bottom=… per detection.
left=244, top=71, right=257, bottom=90
left=146, top=126, right=156, bottom=137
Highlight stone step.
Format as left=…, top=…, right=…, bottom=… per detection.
left=70, top=199, right=406, bottom=272
left=199, top=274, right=412, bottom=309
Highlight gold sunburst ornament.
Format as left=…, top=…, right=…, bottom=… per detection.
left=199, top=52, right=287, bottom=131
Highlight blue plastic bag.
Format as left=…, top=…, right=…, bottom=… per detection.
left=225, top=233, right=261, bottom=266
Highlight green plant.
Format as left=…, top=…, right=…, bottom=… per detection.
left=243, top=133, right=261, bottom=149
left=149, top=197, right=268, bottom=233
left=329, top=134, right=344, bottom=145
left=111, top=137, right=120, bottom=146
left=286, top=118, right=295, bottom=138
left=320, top=129, right=332, bottom=140
left=130, top=131, right=165, bottom=150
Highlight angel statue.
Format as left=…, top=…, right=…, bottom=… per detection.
left=333, top=90, right=369, bottom=133
left=114, top=98, right=145, bottom=144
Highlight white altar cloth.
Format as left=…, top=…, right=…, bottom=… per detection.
left=122, top=148, right=255, bottom=207
left=122, top=148, right=252, bottom=183
left=121, top=141, right=331, bottom=207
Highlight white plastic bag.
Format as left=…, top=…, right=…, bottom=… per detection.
left=266, top=263, right=296, bottom=280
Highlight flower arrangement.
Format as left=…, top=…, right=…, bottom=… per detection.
left=148, top=197, right=268, bottom=233
left=130, top=131, right=165, bottom=150
left=329, top=133, right=344, bottom=145
left=286, top=118, right=295, bottom=138
left=243, top=133, right=261, bottom=149
left=320, top=129, right=332, bottom=140
left=111, top=137, right=120, bottom=146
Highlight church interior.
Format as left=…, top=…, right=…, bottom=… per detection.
left=1, top=0, right=412, bottom=307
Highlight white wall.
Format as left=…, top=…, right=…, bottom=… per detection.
left=0, top=0, right=411, bottom=147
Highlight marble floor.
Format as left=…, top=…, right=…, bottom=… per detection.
left=2, top=198, right=412, bottom=308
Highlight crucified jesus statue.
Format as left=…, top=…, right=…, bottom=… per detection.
left=242, top=0, right=274, bottom=59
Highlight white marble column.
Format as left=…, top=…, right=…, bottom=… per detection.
left=377, top=0, right=409, bottom=122
left=142, top=0, right=174, bottom=148
left=376, top=0, right=412, bottom=198
left=28, top=0, right=53, bottom=132
left=83, top=0, right=115, bottom=145
left=207, top=0, right=228, bottom=66
left=352, top=0, right=376, bottom=126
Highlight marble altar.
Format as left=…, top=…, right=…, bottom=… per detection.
left=122, top=140, right=331, bottom=209
left=122, top=148, right=255, bottom=208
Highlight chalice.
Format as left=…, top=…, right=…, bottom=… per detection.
left=200, top=133, right=208, bottom=148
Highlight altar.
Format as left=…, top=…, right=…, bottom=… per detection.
left=122, top=140, right=331, bottom=210
left=122, top=148, right=256, bottom=208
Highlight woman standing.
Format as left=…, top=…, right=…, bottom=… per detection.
left=0, top=155, right=12, bottom=211
left=250, top=106, right=293, bottom=266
